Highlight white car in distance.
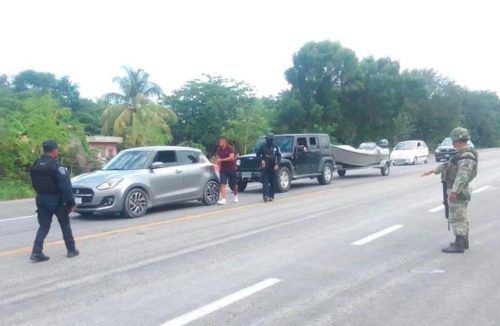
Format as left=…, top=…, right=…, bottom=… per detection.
left=390, top=140, right=429, bottom=165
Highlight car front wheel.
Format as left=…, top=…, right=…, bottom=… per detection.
left=202, top=180, right=220, bottom=205
left=123, top=188, right=149, bottom=218
left=318, top=162, right=333, bottom=185
left=277, top=166, right=292, bottom=193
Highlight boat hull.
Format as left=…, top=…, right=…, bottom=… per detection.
left=331, top=145, right=390, bottom=167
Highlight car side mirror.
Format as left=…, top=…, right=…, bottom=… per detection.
left=150, top=162, right=163, bottom=170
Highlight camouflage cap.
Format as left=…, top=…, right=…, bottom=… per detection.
left=450, top=127, right=470, bottom=141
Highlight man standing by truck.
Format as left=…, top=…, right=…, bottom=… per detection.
left=216, top=137, right=239, bottom=205
left=257, top=133, right=281, bottom=202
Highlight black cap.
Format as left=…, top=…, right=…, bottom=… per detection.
left=43, top=140, right=59, bottom=153
left=265, top=132, right=274, bottom=140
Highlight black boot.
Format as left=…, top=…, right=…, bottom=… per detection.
left=67, top=249, right=80, bottom=258
left=30, top=252, right=50, bottom=262
left=442, top=235, right=466, bottom=253
left=449, top=234, right=469, bottom=250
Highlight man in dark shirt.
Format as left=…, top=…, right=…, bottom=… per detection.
left=257, top=133, right=282, bottom=202
left=29, top=140, right=79, bottom=262
left=215, top=137, right=239, bottom=205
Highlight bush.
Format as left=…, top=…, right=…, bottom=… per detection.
left=0, top=178, right=34, bottom=201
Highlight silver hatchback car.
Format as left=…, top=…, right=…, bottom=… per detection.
left=71, top=146, right=220, bottom=218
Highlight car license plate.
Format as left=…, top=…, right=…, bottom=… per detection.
left=75, top=197, right=83, bottom=204
left=242, top=172, right=252, bottom=178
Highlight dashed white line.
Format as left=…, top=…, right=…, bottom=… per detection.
left=428, top=205, right=444, bottom=213
left=0, top=215, right=35, bottom=223
left=351, top=225, right=404, bottom=246
left=473, top=185, right=492, bottom=194
left=160, top=278, right=281, bottom=326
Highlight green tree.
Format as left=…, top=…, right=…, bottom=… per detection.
left=166, top=75, right=254, bottom=153
left=101, top=67, right=176, bottom=147
left=13, top=70, right=81, bottom=108
left=222, top=99, right=273, bottom=154
left=281, top=41, right=362, bottom=136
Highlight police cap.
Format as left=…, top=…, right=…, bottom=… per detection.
left=43, top=140, right=59, bottom=153
left=265, top=132, right=275, bottom=140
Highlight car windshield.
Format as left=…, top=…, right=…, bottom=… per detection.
left=253, top=136, right=294, bottom=153
left=394, top=142, right=417, bottom=150
left=441, top=138, right=453, bottom=146
left=103, top=150, right=152, bottom=170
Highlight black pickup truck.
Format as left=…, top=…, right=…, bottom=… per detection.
left=236, top=133, right=335, bottom=192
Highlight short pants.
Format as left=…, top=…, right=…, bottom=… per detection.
left=220, top=171, right=237, bottom=187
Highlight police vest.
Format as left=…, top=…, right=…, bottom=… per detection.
left=442, top=147, right=478, bottom=188
left=262, top=145, right=278, bottom=166
left=30, top=158, right=60, bottom=195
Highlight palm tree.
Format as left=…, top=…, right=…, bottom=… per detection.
left=101, top=67, right=176, bottom=147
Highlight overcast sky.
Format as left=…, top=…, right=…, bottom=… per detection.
left=1, top=0, right=499, bottom=99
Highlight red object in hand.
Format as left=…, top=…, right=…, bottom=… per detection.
left=449, top=192, right=458, bottom=203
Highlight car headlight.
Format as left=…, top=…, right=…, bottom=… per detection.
left=236, top=159, right=241, bottom=166
left=97, top=178, right=123, bottom=190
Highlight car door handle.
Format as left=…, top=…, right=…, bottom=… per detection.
left=175, top=170, right=183, bottom=174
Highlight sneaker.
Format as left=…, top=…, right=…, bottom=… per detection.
left=67, top=249, right=80, bottom=258
left=263, top=197, right=269, bottom=202
left=217, top=198, right=227, bottom=205
left=268, top=197, right=274, bottom=202
left=233, top=195, right=239, bottom=203
left=30, top=252, right=50, bottom=263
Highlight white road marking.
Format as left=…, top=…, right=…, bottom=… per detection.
left=351, top=225, right=404, bottom=246
left=0, top=215, right=35, bottom=223
left=411, top=269, right=446, bottom=274
left=473, top=185, right=492, bottom=194
left=428, top=205, right=444, bottom=213
left=160, top=278, right=281, bottom=326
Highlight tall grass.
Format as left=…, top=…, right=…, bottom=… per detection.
left=0, top=178, right=34, bottom=201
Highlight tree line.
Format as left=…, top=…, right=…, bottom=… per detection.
left=1, top=40, right=499, bottom=198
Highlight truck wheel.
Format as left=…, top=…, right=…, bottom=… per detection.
left=318, top=162, right=333, bottom=185
left=123, top=188, right=149, bottom=218
left=277, top=167, right=292, bottom=193
left=238, top=180, right=248, bottom=192
left=337, top=169, right=347, bottom=177
left=380, top=162, right=391, bottom=176
left=202, top=180, right=220, bottom=205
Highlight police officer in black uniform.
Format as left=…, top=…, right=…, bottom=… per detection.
left=29, top=140, right=79, bottom=262
left=257, top=133, right=282, bottom=202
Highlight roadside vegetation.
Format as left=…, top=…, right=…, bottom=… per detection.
left=1, top=40, right=500, bottom=200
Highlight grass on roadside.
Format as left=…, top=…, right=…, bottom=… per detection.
left=0, top=178, right=34, bottom=201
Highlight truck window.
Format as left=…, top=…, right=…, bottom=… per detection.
left=297, top=137, right=307, bottom=147
left=309, top=137, right=318, bottom=149
left=318, top=135, right=330, bottom=149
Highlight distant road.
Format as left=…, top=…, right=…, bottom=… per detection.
left=1, top=148, right=500, bottom=325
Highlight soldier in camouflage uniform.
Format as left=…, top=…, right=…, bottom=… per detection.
left=421, top=127, right=478, bottom=253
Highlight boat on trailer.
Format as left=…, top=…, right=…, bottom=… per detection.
left=331, top=142, right=391, bottom=177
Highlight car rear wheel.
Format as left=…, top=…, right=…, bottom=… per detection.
left=424, top=155, right=429, bottom=164
left=123, top=188, right=148, bottom=218
left=318, top=162, right=333, bottom=185
left=337, top=169, right=347, bottom=177
left=277, top=167, right=292, bottom=193
left=202, top=180, right=220, bottom=205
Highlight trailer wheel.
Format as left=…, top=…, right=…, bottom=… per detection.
left=381, top=162, right=391, bottom=176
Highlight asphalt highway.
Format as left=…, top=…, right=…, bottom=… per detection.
left=1, top=149, right=500, bottom=326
